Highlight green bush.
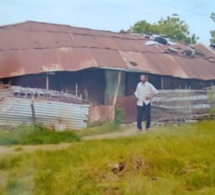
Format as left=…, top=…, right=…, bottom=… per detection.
left=114, top=106, right=124, bottom=126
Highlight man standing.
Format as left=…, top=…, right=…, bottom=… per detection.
left=134, top=75, right=158, bottom=131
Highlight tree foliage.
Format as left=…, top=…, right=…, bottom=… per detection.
left=128, top=16, right=198, bottom=44
left=210, top=13, right=215, bottom=44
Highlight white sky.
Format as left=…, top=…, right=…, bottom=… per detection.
left=0, top=0, right=214, bottom=45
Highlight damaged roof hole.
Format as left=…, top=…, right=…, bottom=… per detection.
left=184, top=49, right=193, bottom=56
left=167, top=47, right=178, bottom=54
left=129, top=61, right=138, bottom=66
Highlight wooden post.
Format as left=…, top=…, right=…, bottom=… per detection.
left=46, top=74, right=49, bottom=90
left=161, top=76, right=164, bottom=89
left=31, top=91, right=35, bottom=124
left=113, top=71, right=122, bottom=107
left=75, top=83, right=78, bottom=96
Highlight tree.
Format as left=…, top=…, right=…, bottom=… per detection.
left=128, top=16, right=199, bottom=44
left=127, top=20, right=155, bottom=34
left=210, top=13, right=215, bottom=43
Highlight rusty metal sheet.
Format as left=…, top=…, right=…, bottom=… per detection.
left=90, top=48, right=126, bottom=69
left=119, top=51, right=156, bottom=73
left=0, top=21, right=215, bottom=81
left=88, top=105, right=114, bottom=124
left=175, top=56, right=215, bottom=80
left=0, top=48, right=98, bottom=78
left=0, top=97, right=89, bottom=129
left=146, top=53, right=189, bottom=78
left=95, top=36, right=119, bottom=50
left=195, top=44, right=215, bottom=57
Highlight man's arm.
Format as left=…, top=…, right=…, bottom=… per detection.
left=134, top=84, right=139, bottom=98
left=146, top=84, right=158, bottom=101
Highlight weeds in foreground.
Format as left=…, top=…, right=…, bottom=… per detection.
left=0, top=120, right=215, bottom=194
left=77, top=122, right=122, bottom=137
left=0, top=124, right=80, bottom=145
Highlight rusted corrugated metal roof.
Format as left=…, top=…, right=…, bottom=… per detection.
left=0, top=21, right=215, bottom=80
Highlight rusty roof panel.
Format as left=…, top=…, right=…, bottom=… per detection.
left=175, top=57, right=215, bottom=80
left=119, top=51, right=156, bottom=73
left=90, top=49, right=126, bottom=69
left=195, top=44, right=215, bottom=57
left=0, top=21, right=215, bottom=80
left=0, top=48, right=98, bottom=78
left=95, top=36, right=119, bottom=50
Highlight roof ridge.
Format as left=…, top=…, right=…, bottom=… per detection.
left=0, top=20, right=122, bottom=35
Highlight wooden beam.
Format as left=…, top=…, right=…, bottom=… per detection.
left=46, top=75, right=49, bottom=90
left=161, top=76, right=164, bottom=89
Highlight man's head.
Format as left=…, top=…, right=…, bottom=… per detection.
left=140, top=74, right=147, bottom=83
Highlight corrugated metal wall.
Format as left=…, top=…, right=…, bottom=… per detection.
left=0, top=97, right=89, bottom=129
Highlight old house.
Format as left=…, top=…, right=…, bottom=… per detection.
left=0, top=21, right=215, bottom=128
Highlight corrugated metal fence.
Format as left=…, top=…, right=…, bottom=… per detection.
left=0, top=97, right=89, bottom=129
left=0, top=85, right=116, bottom=129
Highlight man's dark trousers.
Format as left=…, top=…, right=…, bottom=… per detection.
left=137, top=103, right=151, bottom=130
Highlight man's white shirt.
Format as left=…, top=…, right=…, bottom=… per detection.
left=134, top=81, right=158, bottom=106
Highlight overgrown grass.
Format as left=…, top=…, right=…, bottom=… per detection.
left=0, top=124, right=80, bottom=145
left=0, top=120, right=215, bottom=194
left=77, top=122, right=122, bottom=137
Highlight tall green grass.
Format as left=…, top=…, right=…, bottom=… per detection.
left=0, top=121, right=215, bottom=194
left=0, top=124, right=80, bottom=145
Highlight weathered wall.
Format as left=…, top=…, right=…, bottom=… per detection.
left=114, top=96, right=137, bottom=123
left=125, top=72, right=141, bottom=96
left=1, top=70, right=215, bottom=107
left=53, top=69, right=105, bottom=104
left=2, top=74, right=48, bottom=89
left=2, top=69, right=106, bottom=104
left=190, top=79, right=214, bottom=89
left=163, top=76, right=188, bottom=89
left=82, top=69, right=105, bottom=104
left=88, top=105, right=115, bottom=125
left=104, top=70, right=126, bottom=104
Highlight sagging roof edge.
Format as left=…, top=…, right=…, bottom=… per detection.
left=0, top=21, right=214, bottom=81
left=1, top=67, right=215, bottom=82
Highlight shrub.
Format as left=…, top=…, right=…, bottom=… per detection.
left=114, top=106, right=124, bottom=126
